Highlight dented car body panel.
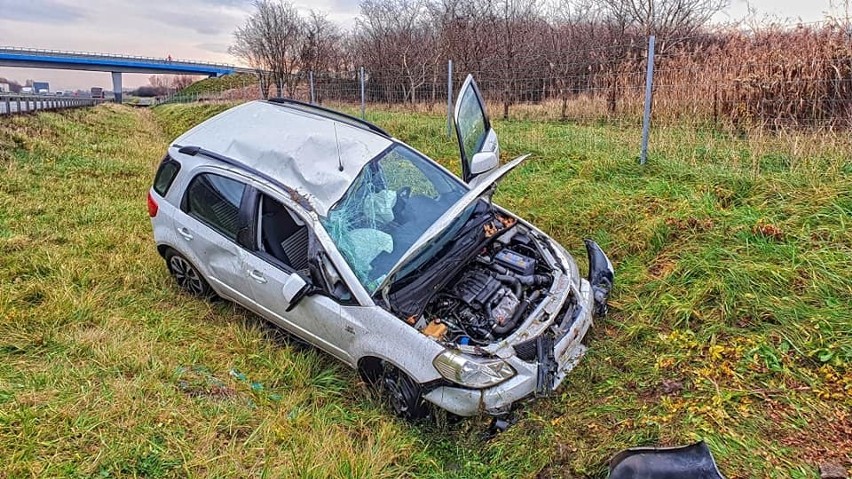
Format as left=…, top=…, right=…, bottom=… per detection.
left=149, top=77, right=614, bottom=419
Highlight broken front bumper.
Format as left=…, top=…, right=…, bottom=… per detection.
left=423, top=241, right=614, bottom=416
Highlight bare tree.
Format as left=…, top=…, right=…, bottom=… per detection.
left=544, top=0, right=605, bottom=119
left=486, top=0, right=541, bottom=118
left=171, top=75, right=198, bottom=91
left=230, top=0, right=305, bottom=98
left=301, top=11, right=342, bottom=74
left=600, top=0, right=727, bottom=43
left=148, top=75, right=171, bottom=90
left=357, top=0, right=440, bottom=103
left=230, top=16, right=273, bottom=98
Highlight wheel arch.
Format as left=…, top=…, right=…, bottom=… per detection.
left=157, top=243, right=175, bottom=258
left=355, top=352, right=443, bottom=387
left=357, top=356, right=383, bottom=385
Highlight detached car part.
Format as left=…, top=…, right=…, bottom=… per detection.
left=608, top=441, right=726, bottom=479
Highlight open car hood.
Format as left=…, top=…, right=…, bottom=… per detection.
left=377, top=154, right=529, bottom=295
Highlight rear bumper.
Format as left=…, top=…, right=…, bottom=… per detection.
left=423, top=249, right=612, bottom=416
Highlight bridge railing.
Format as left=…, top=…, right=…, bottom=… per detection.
left=0, top=94, right=107, bottom=116
left=0, top=45, right=238, bottom=68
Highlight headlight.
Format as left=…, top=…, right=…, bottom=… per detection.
left=433, top=350, right=515, bottom=388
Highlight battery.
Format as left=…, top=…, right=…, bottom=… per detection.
left=494, top=249, right=536, bottom=276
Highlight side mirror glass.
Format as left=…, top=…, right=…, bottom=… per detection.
left=282, top=274, right=310, bottom=311
left=470, top=151, right=498, bottom=176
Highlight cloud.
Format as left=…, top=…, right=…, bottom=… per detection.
left=196, top=42, right=231, bottom=54
left=323, top=0, right=360, bottom=13
left=0, top=0, right=86, bottom=24
left=198, top=0, right=254, bottom=7
left=143, top=8, right=240, bottom=36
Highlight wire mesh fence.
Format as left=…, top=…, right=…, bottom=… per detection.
left=159, top=22, right=852, bottom=169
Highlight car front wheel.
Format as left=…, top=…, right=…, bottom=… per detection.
left=165, top=250, right=212, bottom=298
left=376, top=361, right=429, bottom=421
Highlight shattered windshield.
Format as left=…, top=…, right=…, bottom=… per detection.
left=320, top=144, right=467, bottom=293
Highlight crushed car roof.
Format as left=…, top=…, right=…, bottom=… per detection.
left=170, top=100, right=394, bottom=216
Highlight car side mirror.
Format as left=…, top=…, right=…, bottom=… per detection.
left=470, top=151, right=498, bottom=176
left=282, top=274, right=311, bottom=312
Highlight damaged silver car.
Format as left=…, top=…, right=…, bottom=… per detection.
left=147, top=75, right=614, bottom=420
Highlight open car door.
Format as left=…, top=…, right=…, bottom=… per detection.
left=454, top=74, right=500, bottom=185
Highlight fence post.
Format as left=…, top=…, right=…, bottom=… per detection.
left=640, top=35, right=656, bottom=165
left=447, top=59, right=453, bottom=138
left=309, top=71, right=315, bottom=104
left=360, top=67, right=366, bottom=119
left=3, top=97, right=9, bottom=115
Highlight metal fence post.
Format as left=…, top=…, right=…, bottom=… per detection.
left=309, top=71, right=315, bottom=104
left=360, top=67, right=366, bottom=119
left=447, top=59, right=453, bottom=138
left=640, top=35, right=656, bottom=165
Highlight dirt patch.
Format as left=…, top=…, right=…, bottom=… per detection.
left=648, top=258, right=677, bottom=278
left=772, top=405, right=852, bottom=469
left=753, top=222, right=784, bottom=241
left=179, top=382, right=237, bottom=400
left=666, top=216, right=715, bottom=233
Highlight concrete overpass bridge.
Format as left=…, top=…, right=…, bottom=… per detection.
left=0, top=46, right=253, bottom=102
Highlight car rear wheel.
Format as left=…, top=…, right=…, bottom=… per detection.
left=165, top=250, right=212, bottom=297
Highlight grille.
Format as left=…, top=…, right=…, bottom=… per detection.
left=513, top=337, right=538, bottom=361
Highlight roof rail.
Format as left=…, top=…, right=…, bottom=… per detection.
left=265, top=98, right=391, bottom=138
left=176, top=144, right=314, bottom=212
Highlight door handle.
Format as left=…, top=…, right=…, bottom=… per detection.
left=177, top=227, right=193, bottom=240
left=249, top=270, right=267, bottom=284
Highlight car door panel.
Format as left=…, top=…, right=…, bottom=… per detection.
left=174, top=213, right=252, bottom=302
left=172, top=170, right=254, bottom=304
left=453, top=74, right=500, bottom=183
left=243, top=253, right=358, bottom=364
left=240, top=191, right=365, bottom=364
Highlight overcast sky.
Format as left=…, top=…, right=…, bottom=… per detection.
left=0, top=0, right=841, bottom=90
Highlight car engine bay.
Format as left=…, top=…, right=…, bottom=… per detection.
left=420, top=217, right=556, bottom=345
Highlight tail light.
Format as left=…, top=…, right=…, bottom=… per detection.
left=147, top=191, right=159, bottom=217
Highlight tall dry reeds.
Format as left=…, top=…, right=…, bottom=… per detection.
left=651, top=23, right=852, bottom=131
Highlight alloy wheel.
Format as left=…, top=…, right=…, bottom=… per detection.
left=169, top=255, right=206, bottom=295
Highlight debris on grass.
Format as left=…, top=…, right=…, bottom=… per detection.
left=175, top=365, right=236, bottom=400
left=659, top=379, right=684, bottom=396
left=753, top=221, right=784, bottom=240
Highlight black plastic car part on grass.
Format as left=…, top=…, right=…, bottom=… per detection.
left=608, top=441, right=725, bottom=479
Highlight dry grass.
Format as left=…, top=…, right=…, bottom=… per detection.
left=0, top=105, right=427, bottom=478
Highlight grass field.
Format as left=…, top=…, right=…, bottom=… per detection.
left=0, top=102, right=849, bottom=478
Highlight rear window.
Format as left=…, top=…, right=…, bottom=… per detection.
left=182, top=173, right=246, bottom=241
left=153, top=156, right=181, bottom=196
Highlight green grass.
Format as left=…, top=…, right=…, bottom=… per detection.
left=165, top=74, right=258, bottom=103
left=1, top=103, right=850, bottom=478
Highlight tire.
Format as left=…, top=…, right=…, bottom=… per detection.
left=164, top=250, right=213, bottom=298
left=372, top=361, right=430, bottom=421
